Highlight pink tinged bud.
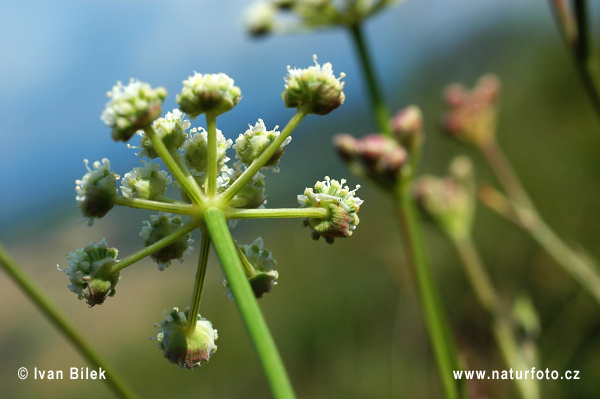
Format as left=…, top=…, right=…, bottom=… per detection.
left=332, top=133, right=360, bottom=161
left=392, top=105, right=423, bottom=147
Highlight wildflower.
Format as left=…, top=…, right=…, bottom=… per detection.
left=101, top=79, right=167, bottom=142
left=176, top=73, right=242, bottom=118
left=183, top=127, right=232, bottom=174
left=245, top=1, right=277, bottom=37
left=58, top=238, right=120, bottom=307
left=239, top=237, right=279, bottom=298
left=392, top=105, right=423, bottom=153
left=140, top=213, right=194, bottom=271
left=154, top=308, right=218, bottom=369
left=298, top=176, right=362, bottom=243
left=217, top=167, right=267, bottom=209
left=282, top=55, right=345, bottom=115
left=414, top=156, right=475, bottom=241
left=75, top=158, right=118, bottom=226
left=136, top=109, right=191, bottom=159
left=120, top=161, right=172, bottom=200
left=233, top=119, right=291, bottom=170
left=441, top=74, right=500, bottom=147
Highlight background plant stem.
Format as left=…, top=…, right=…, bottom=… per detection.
left=349, top=23, right=392, bottom=137
left=203, top=208, right=295, bottom=399
left=0, top=242, right=138, bottom=399
left=453, top=236, right=540, bottom=399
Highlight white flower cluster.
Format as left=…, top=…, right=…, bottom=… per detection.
left=183, top=127, right=233, bottom=174
left=75, top=158, right=118, bottom=226
left=234, top=119, right=291, bottom=171
left=136, top=109, right=191, bottom=159
left=120, top=161, right=172, bottom=200
left=176, top=73, right=242, bottom=118
left=140, top=213, right=194, bottom=271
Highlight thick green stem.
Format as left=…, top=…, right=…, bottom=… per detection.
left=112, top=219, right=199, bottom=274
left=114, top=196, right=195, bottom=215
left=221, top=109, right=307, bottom=204
left=0, top=243, right=138, bottom=399
left=187, top=226, right=211, bottom=332
left=206, top=112, right=218, bottom=198
left=395, top=189, right=465, bottom=399
left=143, top=126, right=205, bottom=207
left=203, top=208, right=295, bottom=399
left=225, top=207, right=328, bottom=220
left=349, top=23, right=392, bottom=136
left=454, top=236, right=539, bottom=399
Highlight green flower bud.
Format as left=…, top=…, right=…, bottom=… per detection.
left=217, top=167, right=267, bottom=209
left=155, top=308, right=218, bottom=369
left=234, top=119, right=291, bottom=170
left=176, top=72, right=241, bottom=118
left=136, top=109, right=190, bottom=159
left=75, top=159, right=118, bottom=226
left=442, top=74, right=500, bottom=147
left=183, top=127, right=232, bottom=174
left=120, top=161, right=172, bottom=200
left=282, top=55, right=345, bottom=115
left=414, top=156, right=476, bottom=241
left=239, top=237, right=279, bottom=298
left=298, top=176, right=362, bottom=244
left=58, top=238, right=121, bottom=307
left=140, top=213, right=194, bottom=271
left=101, top=79, right=167, bottom=142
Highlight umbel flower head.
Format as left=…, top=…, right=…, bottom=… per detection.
left=238, top=237, right=279, bottom=298
left=75, top=158, right=118, bottom=226
left=136, top=109, right=191, bottom=159
left=283, top=55, right=345, bottom=115
left=176, top=72, right=242, bottom=118
left=298, top=176, right=363, bottom=244
left=58, top=238, right=121, bottom=307
left=101, top=79, right=167, bottom=142
left=120, top=161, right=172, bottom=200
left=183, top=127, right=233, bottom=174
left=234, top=119, right=291, bottom=170
left=155, top=308, right=218, bottom=369
left=140, top=213, right=194, bottom=271
left=442, top=74, right=501, bottom=147
left=414, top=156, right=476, bottom=241
left=217, top=167, right=267, bottom=209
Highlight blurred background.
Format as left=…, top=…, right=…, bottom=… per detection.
left=1, top=0, right=599, bottom=397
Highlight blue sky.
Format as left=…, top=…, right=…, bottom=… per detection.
left=0, top=0, right=543, bottom=229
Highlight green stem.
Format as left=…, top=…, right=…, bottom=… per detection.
left=221, top=109, right=307, bottom=204
left=112, top=219, right=199, bottom=274
left=203, top=208, right=295, bottom=399
left=550, top=0, right=600, bottom=123
left=224, top=207, right=328, bottom=220
left=0, top=243, right=138, bottom=399
left=114, top=196, right=195, bottom=216
left=479, top=142, right=600, bottom=304
left=187, top=226, right=211, bottom=332
left=348, top=23, right=392, bottom=136
left=395, top=188, right=465, bottom=399
left=143, top=127, right=205, bottom=208
left=453, top=236, right=539, bottom=399
left=206, top=112, right=218, bottom=198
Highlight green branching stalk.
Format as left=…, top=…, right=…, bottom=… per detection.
left=225, top=207, right=328, bottom=220
left=0, top=242, right=138, bottom=399
left=144, top=126, right=205, bottom=207
left=111, top=219, right=199, bottom=274
left=187, top=226, right=211, bottom=332
left=453, top=236, right=540, bottom=399
left=203, top=208, right=295, bottom=399
left=221, top=108, right=308, bottom=203
left=114, top=196, right=196, bottom=215
left=206, top=112, right=218, bottom=197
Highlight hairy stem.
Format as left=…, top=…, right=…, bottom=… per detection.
left=0, top=243, right=138, bottom=399
left=203, top=208, right=295, bottom=399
